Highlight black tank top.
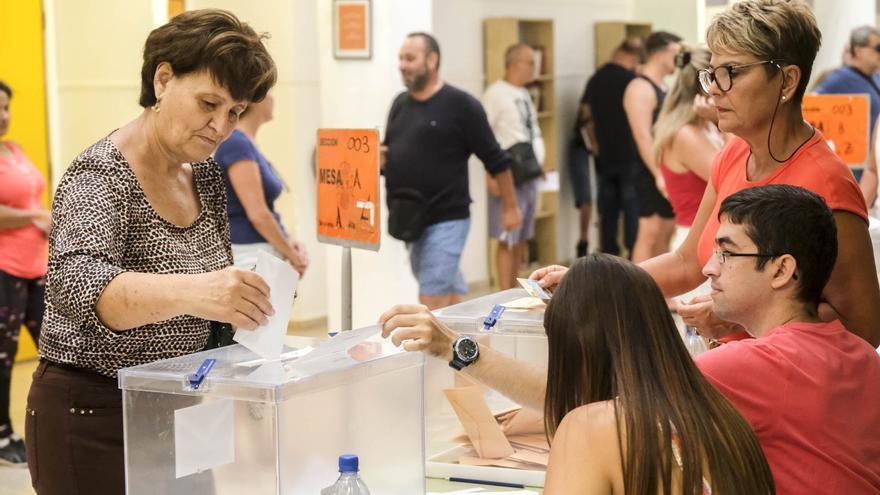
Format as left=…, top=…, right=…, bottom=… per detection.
left=638, top=74, right=666, bottom=125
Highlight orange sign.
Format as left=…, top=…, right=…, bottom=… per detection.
left=338, top=4, right=367, bottom=50
left=334, top=0, right=371, bottom=59
left=316, top=129, right=380, bottom=250
left=802, top=94, right=870, bottom=165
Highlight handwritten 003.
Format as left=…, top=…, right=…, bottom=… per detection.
left=347, top=136, right=371, bottom=153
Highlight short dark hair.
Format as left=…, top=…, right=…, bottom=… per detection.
left=0, top=80, right=11, bottom=99
left=406, top=32, right=441, bottom=70
left=718, top=184, right=837, bottom=313
left=616, top=37, right=644, bottom=58
left=644, top=31, right=682, bottom=57
left=139, top=9, right=277, bottom=108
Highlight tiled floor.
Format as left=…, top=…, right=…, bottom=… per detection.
left=0, top=359, right=37, bottom=495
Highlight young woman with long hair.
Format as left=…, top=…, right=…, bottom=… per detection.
left=543, top=254, right=774, bottom=494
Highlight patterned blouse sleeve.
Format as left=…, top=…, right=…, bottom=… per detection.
left=47, top=168, right=127, bottom=335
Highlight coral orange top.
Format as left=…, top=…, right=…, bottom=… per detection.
left=697, top=132, right=867, bottom=267
left=0, top=141, right=48, bottom=279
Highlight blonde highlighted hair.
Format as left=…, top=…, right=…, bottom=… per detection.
left=706, top=0, right=821, bottom=103
left=653, top=46, right=711, bottom=159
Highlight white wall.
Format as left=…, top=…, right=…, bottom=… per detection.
left=632, top=0, right=702, bottom=43
left=433, top=0, right=633, bottom=265
left=812, top=0, right=876, bottom=84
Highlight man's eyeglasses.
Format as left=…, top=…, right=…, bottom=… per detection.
left=698, top=60, right=781, bottom=93
left=712, top=248, right=783, bottom=265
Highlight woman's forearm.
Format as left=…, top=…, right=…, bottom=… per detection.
left=247, top=212, right=295, bottom=260
left=463, top=345, right=548, bottom=411
left=640, top=250, right=706, bottom=298
left=0, top=204, right=38, bottom=230
left=95, top=272, right=194, bottom=331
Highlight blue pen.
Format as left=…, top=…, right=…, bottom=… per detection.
left=447, top=476, right=525, bottom=489
left=188, top=358, right=216, bottom=390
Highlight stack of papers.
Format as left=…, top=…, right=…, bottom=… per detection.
left=443, top=387, right=549, bottom=471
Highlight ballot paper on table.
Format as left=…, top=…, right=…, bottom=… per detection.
left=233, top=251, right=299, bottom=360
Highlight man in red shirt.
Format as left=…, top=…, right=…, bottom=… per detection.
left=380, top=184, right=880, bottom=494
left=696, top=184, right=880, bottom=493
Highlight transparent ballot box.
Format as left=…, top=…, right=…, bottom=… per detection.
left=435, top=288, right=545, bottom=334
left=426, top=289, right=548, bottom=487
left=118, top=328, right=425, bottom=495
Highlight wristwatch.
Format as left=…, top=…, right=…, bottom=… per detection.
left=449, top=336, right=480, bottom=370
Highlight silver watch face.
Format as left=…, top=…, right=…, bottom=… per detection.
left=455, top=337, right=479, bottom=361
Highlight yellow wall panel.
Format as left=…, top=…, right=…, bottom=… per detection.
left=0, top=0, right=50, bottom=206
left=0, top=0, right=48, bottom=361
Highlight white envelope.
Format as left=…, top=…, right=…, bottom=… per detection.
left=234, top=250, right=299, bottom=360
left=174, top=399, right=235, bottom=478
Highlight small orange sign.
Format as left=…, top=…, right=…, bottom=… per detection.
left=316, top=129, right=380, bottom=250
left=802, top=94, right=870, bottom=165
left=337, top=4, right=367, bottom=51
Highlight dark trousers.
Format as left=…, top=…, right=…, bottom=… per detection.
left=596, top=171, right=639, bottom=257
left=25, top=361, right=124, bottom=495
left=0, top=270, right=44, bottom=437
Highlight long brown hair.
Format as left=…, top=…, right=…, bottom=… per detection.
left=544, top=254, right=774, bottom=494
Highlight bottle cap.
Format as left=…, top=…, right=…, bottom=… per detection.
left=338, top=454, right=359, bottom=472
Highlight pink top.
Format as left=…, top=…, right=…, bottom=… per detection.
left=697, top=320, right=880, bottom=494
left=0, top=142, right=48, bottom=278
left=659, top=161, right=707, bottom=227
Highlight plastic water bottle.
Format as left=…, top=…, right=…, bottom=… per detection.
left=684, top=324, right=708, bottom=356
left=320, top=454, right=371, bottom=495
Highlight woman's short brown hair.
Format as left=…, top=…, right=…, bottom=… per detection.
left=707, top=0, right=821, bottom=102
left=139, top=9, right=276, bottom=108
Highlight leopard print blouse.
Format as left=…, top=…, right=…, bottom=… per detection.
left=38, top=137, right=233, bottom=378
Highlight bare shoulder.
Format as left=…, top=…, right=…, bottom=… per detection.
left=545, top=400, right=621, bottom=494
left=624, top=78, right=655, bottom=100
left=559, top=400, right=619, bottom=440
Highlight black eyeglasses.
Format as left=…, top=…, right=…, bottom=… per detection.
left=698, top=60, right=781, bottom=93
left=712, top=248, right=783, bottom=265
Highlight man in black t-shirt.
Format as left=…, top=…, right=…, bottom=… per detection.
left=583, top=38, right=642, bottom=256
left=382, top=32, right=521, bottom=310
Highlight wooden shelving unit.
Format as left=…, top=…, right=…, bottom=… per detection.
left=594, top=21, right=652, bottom=69
left=484, top=18, right=558, bottom=287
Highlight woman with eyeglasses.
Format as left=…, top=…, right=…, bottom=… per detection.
left=532, top=0, right=880, bottom=347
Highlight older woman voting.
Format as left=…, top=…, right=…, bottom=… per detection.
left=24, top=10, right=277, bottom=495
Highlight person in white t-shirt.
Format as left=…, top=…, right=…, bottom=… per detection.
left=483, top=43, right=546, bottom=289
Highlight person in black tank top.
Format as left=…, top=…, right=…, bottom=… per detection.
left=623, top=31, right=681, bottom=263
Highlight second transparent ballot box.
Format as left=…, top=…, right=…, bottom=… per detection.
left=118, top=327, right=425, bottom=495
left=426, top=289, right=548, bottom=487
